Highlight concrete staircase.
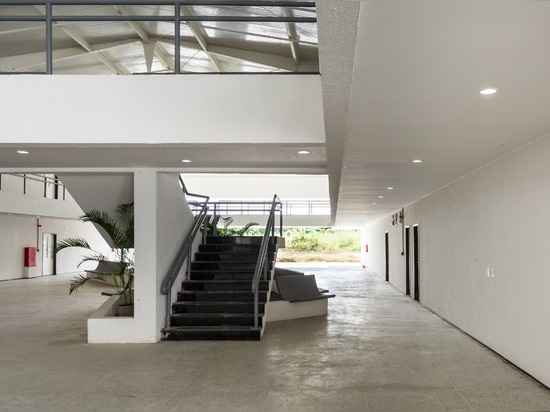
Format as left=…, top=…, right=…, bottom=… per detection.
left=162, top=236, right=280, bottom=340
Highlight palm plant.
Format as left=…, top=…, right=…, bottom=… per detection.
left=56, top=202, right=135, bottom=306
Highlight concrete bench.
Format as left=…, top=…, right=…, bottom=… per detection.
left=266, top=268, right=335, bottom=323
left=275, top=274, right=335, bottom=303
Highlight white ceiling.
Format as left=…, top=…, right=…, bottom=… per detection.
left=323, top=0, right=550, bottom=227
left=2, top=1, right=550, bottom=228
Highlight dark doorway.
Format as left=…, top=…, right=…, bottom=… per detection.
left=413, top=225, right=420, bottom=301
left=385, top=232, right=389, bottom=282
left=405, top=227, right=410, bottom=296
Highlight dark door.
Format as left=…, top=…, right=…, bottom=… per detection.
left=405, top=227, right=410, bottom=296
left=413, top=225, right=420, bottom=301
left=385, top=232, right=389, bottom=282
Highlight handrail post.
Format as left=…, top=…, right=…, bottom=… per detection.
left=254, top=292, right=259, bottom=328
left=165, top=290, right=172, bottom=329
left=187, top=248, right=192, bottom=280
left=251, top=194, right=281, bottom=330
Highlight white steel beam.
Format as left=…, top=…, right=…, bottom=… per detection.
left=32, top=5, right=129, bottom=74
left=161, top=39, right=317, bottom=72
left=0, top=47, right=85, bottom=71
left=181, top=5, right=224, bottom=72
left=112, top=5, right=174, bottom=72
left=284, top=8, right=299, bottom=66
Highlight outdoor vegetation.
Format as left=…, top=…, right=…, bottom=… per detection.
left=243, top=226, right=360, bottom=262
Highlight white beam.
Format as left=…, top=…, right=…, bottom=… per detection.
left=112, top=5, right=174, bottom=72
left=32, top=5, right=129, bottom=75
left=181, top=5, right=224, bottom=72
left=0, top=47, right=85, bottom=71
left=284, top=8, right=299, bottom=66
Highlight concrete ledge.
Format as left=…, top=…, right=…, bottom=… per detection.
left=87, top=295, right=136, bottom=343
left=265, top=298, right=328, bottom=323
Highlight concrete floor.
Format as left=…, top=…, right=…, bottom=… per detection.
left=1, top=264, right=549, bottom=412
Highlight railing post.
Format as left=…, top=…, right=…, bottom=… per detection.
left=46, top=1, right=52, bottom=74
left=254, top=292, right=259, bottom=328
left=165, top=290, right=172, bottom=329
left=175, top=2, right=180, bottom=74
left=187, top=248, right=192, bottom=280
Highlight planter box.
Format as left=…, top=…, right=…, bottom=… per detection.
left=87, top=295, right=136, bottom=343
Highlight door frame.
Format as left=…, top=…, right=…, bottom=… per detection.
left=384, top=231, right=389, bottom=282
left=405, top=226, right=410, bottom=296
left=413, top=225, right=419, bottom=301
left=42, top=233, right=57, bottom=276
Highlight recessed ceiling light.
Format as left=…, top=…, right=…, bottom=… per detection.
left=480, top=88, right=497, bottom=95
left=387, top=186, right=394, bottom=190
left=378, top=195, right=384, bottom=199
left=297, top=150, right=310, bottom=155
left=412, top=159, right=422, bottom=163
left=181, top=159, right=192, bottom=163
left=17, top=150, right=30, bottom=154
left=372, top=202, right=377, bottom=205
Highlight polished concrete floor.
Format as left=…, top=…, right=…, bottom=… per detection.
left=1, top=264, right=549, bottom=412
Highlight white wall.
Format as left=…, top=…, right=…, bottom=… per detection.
left=181, top=174, right=329, bottom=200
left=0, top=180, right=111, bottom=280
left=0, top=75, right=325, bottom=145
left=133, top=170, right=194, bottom=343
left=362, top=132, right=550, bottom=387
left=0, top=212, right=109, bottom=281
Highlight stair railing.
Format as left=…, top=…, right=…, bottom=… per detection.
left=251, top=194, right=282, bottom=328
left=160, top=176, right=209, bottom=329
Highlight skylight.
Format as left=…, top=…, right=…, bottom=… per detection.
left=0, top=1, right=319, bottom=75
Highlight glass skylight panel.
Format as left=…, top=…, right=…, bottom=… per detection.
left=0, top=1, right=318, bottom=74
left=295, top=23, right=317, bottom=44
left=203, top=22, right=290, bottom=45
left=52, top=5, right=115, bottom=16
left=180, top=49, right=215, bottom=73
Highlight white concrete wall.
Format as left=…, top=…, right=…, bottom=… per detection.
left=133, top=170, right=194, bottom=343
left=0, top=182, right=110, bottom=280
left=181, top=174, right=329, bottom=200
left=362, top=132, right=550, bottom=387
left=84, top=170, right=194, bottom=343
left=0, top=187, right=83, bottom=219
left=0, top=211, right=109, bottom=281
left=0, top=75, right=325, bottom=145
left=56, top=173, right=134, bottom=217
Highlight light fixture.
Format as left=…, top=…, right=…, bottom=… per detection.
left=297, top=150, right=310, bottom=155
left=378, top=195, right=384, bottom=199
left=387, top=186, right=394, bottom=190
left=480, top=88, right=497, bottom=95
left=372, top=202, right=377, bottom=205
left=412, top=159, right=422, bottom=163
left=181, top=159, right=192, bottom=163
left=17, top=150, right=30, bottom=154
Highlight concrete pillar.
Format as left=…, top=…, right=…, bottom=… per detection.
left=134, top=170, right=195, bottom=343
left=88, top=170, right=194, bottom=343
left=134, top=169, right=160, bottom=342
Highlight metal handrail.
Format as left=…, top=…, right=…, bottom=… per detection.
left=205, top=199, right=330, bottom=217
left=160, top=176, right=209, bottom=329
left=251, top=194, right=282, bottom=329
left=2, top=173, right=68, bottom=200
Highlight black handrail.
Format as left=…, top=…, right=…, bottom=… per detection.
left=160, top=176, right=209, bottom=329
left=251, top=194, right=282, bottom=328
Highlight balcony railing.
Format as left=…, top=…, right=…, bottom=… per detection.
left=189, top=199, right=329, bottom=217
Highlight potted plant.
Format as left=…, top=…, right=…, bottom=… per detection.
left=55, top=202, right=135, bottom=316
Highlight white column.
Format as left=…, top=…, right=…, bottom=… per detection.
left=134, top=169, right=161, bottom=342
